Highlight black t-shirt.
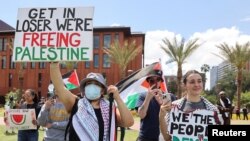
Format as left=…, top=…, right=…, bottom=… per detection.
left=67, top=99, right=104, bottom=141
left=94, top=108, right=104, bottom=141
left=139, top=98, right=160, bottom=140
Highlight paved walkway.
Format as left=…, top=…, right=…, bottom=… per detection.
left=0, top=117, right=4, bottom=125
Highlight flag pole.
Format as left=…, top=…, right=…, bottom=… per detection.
left=108, top=93, right=114, bottom=141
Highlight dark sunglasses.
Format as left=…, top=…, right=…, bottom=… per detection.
left=148, top=77, right=162, bottom=84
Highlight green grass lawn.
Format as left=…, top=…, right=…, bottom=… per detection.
left=117, top=129, right=138, bottom=141
left=0, top=125, right=45, bottom=141
left=0, top=125, right=138, bottom=141
left=0, top=108, right=248, bottom=141
left=0, top=108, right=4, bottom=117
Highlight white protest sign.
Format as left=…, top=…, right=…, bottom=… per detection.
left=168, top=108, right=219, bottom=141
left=6, top=109, right=37, bottom=130
left=13, top=7, right=94, bottom=62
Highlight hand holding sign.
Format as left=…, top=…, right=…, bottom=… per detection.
left=168, top=108, right=217, bottom=141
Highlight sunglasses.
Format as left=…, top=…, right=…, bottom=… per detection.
left=148, top=77, right=162, bottom=84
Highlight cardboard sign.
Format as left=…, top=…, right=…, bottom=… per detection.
left=6, top=109, right=37, bottom=130
left=13, top=7, right=94, bottom=62
left=168, top=108, right=218, bottom=141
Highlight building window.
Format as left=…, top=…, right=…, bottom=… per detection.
left=94, top=35, right=100, bottom=49
left=60, top=63, right=66, bottom=69
left=0, top=38, right=3, bottom=51
left=73, top=62, right=78, bottom=69
left=103, top=54, right=110, bottom=68
left=38, top=73, right=42, bottom=87
left=103, top=34, right=111, bottom=48
left=22, top=62, right=27, bottom=69
left=115, top=33, right=119, bottom=41
left=94, top=54, right=99, bottom=68
left=0, top=38, right=7, bottom=51
left=9, top=73, right=12, bottom=87
left=39, top=62, right=46, bottom=69
left=31, top=62, right=36, bottom=69
left=1, top=56, right=6, bottom=69
left=85, top=61, right=90, bottom=68
left=102, top=72, right=106, bottom=79
left=9, top=55, right=16, bottom=69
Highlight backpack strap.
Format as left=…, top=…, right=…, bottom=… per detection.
left=64, top=98, right=79, bottom=141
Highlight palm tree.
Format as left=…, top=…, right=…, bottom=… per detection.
left=103, top=40, right=141, bottom=78
left=216, top=42, right=250, bottom=110
left=61, top=61, right=78, bottom=71
left=161, top=37, right=201, bottom=99
left=200, top=64, right=210, bottom=88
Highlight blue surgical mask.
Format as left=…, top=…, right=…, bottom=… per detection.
left=85, top=84, right=102, bottom=100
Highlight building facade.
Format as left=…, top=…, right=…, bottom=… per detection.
left=210, top=61, right=237, bottom=89
left=0, top=20, right=145, bottom=98
left=210, top=66, right=218, bottom=89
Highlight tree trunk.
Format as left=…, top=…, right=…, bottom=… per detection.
left=18, top=64, right=24, bottom=101
left=120, top=66, right=127, bottom=79
left=177, top=65, right=182, bottom=99
left=236, top=70, right=242, bottom=110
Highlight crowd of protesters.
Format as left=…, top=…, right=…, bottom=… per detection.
left=3, top=64, right=249, bottom=141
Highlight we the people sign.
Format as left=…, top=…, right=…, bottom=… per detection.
left=13, top=7, right=94, bottom=62
left=168, top=108, right=219, bottom=141
left=6, top=109, right=37, bottom=130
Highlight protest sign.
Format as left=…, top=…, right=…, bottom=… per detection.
left=168, top=108, right=218, bottom=141
left=6, top=109, right=37, bottom=130
left=13, top=7, right=94, bottom=62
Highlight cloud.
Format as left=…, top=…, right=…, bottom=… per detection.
left=240, top=17, right=250, bottom=22
left=110, top=23, right=122, bottom=26
left=145, top=27, right=250, bottom=89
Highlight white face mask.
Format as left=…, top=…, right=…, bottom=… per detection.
left=85, top=84, right=102, bottom=100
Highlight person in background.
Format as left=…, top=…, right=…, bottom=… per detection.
left=38, top=97, right=45, bottom=107
left=242, top=106, right=248, bottom=120
left=18, top=89, right=41, bottom=141
left=236, top=108, right=241, bottom=120
left=136, top=69, right=165, bottom=141
left=159, top=70, right=223, bottom=141
left=50, top=62, right=134, bottom=141
left=230, top=105, right=235, bottom=119
left=4, top=95, right=16, bottom=134
left=217, top=91, right=232, bottom=125
left=37, top=90, right=69, bottom=141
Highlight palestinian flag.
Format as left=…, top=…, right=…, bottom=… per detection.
left=116, top=62, right=167, bottom=109
left=62, top=70, right=80, bottom=90
left=48, top=70, right=80, bottom=92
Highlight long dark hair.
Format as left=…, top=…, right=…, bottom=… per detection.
left=26, top=89, right=39, bottom=104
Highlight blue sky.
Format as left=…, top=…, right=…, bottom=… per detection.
left=1, top=0, right=250, bottom=89
left=1, top=0, right=250, bottom=36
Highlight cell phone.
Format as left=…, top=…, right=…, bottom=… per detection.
left=47, top=91, right=54, bottom=99
left=162, top=93, right=171, bottom=104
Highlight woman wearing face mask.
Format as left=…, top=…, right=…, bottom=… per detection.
left=50, top=63, right=134, bottom=141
